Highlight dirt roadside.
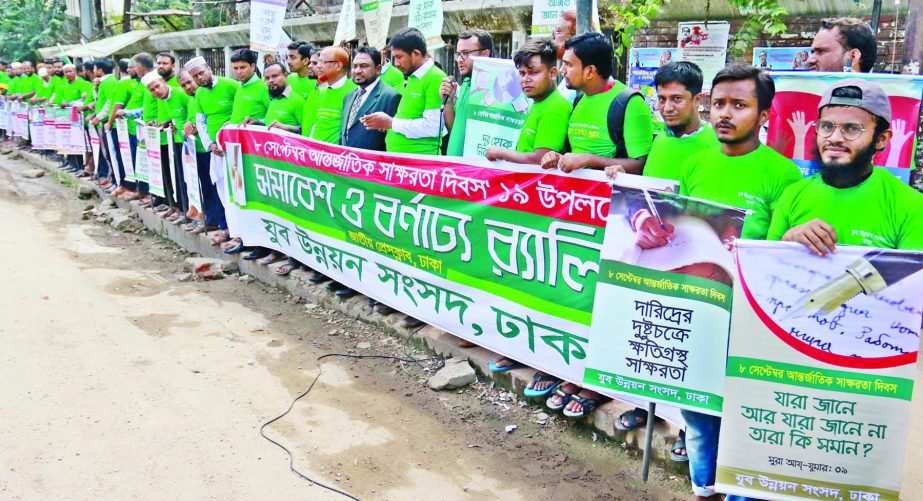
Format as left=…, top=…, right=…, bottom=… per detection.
left=0, top=153, right=690, bottom=500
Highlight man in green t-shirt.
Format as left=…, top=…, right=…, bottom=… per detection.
left=379, top=45, right=406, bottom=91
left=301, top=46, right=356, bottom=144
left=155, top=52, right=180, bottom=87
left=229, top=48, right=269, bottom=125
left=611, top=61, right=717, bottom=181
left=17, top=61, right=40, bottom=102
left=768, top=79, right=923, bottom=253
left=361, top=27, right=447, bottom=156
left=633, top=65, right=801, bottom=501
left=440, top=29, right=492, bottom=156
left=541, top=32, right=653, bottom=174
left=103, top=58, right=140, bottom=196
left=185, top=56, right=238, bottom=241
left=286, top=41, right=318, bottom=100
left=147, top=72, right=194, bottom=224
left=250, top=63, right=305, bottom=129
left=88, top=59, right=118, bottom=187
left=486, top=37, right=571, bottom=165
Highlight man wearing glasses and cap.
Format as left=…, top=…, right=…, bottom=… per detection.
left=768, top=78, right=923, bottom=253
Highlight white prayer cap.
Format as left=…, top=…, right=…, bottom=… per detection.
left=37, top=67, right=48, bottom=78
left=183, top=56, right=207, bottom=71
left=140, top=71, right=162, bottom=86
left=63, top=63, right=76, bottom=70
left=11, top=62, right=22, bottom=69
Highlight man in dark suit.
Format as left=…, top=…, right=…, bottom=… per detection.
left=340, top=46, right=402, bottom=151
left=327, top=46, right=403, bottom=304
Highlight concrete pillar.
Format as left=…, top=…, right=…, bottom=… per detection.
left=512, top=29, right=527, bottom=52
left=194, top=48, right=203, bottom=57
left=223, top=46, right=233, bottom=78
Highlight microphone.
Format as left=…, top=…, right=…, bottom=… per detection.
left=441, top=75, right=456, bottom=110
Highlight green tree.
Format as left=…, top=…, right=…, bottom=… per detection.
left=0, top=0, right=71, bottom=61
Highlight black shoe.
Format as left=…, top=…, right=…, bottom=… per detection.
left=309, top=272, right=331, bottom=284
left=335, top=287, right=359, bottom=299
left=242, top=248, right=270, bottom=260
left=375, top=304, right=397, bottom=315
left=325, top=280, right=346, bottom=291
left=400, top=316, right=424, bottom=329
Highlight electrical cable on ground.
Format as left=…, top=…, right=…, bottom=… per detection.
left=259, top=326, right=444, bottom=500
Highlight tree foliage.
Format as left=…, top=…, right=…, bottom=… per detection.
left=0, top=0, right=72, bottom=61
left=607, top=0, right=789, bottom=57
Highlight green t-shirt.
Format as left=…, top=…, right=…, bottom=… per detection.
left=34, top=79, right=54, bottom=100
left=302, top=76, right=357, bottom=144
left=286, top=73, right=318, bottom=101
left=0, top=72, right=10, bottom=85
left=385, top=63, right=446, bottom=154
left=156, top=87, right=191, bottom=144
left=516, top=89, right=572, bottom=153
left=18, top=74, right=40, bottom=96
left=53, top=78, right=89, bottom=106
left=567, top=79, right=653, bottom=159
left=111, top=77, right=140, bottom=134
left=643, top=126, right=719, bottom=181
left=265, top=89, right=304, bottom=127
left=767, top=168, right=923, bottom=250
left=380, top=63, right=405, bottom=92
left=94, top=74, right=118, bottom=120
left=191, top=76, right=239, bottom=146
left=679, top=144, right=802, bottom=239
left=230, top=74, right=270, bottom=125
left=445, top=77, right=471, bottom=156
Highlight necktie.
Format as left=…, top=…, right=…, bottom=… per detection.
left=345, top=88, right=366, bottom=142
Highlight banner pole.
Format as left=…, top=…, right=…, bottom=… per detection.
left=641, top=401, right=656, bottom=482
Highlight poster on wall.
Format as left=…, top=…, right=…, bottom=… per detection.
left=677, top=21, right=730, bottom=92
left=753, top=47, right=812, bottom=71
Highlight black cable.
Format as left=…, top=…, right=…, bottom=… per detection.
left=259, top=349, right=444, bottom=500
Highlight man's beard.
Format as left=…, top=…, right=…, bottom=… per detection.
left=814, top=141, right=876, bottom=187
left=157, top=67, right=172, bottom=78
left=268, top=85, right=285, bottom=98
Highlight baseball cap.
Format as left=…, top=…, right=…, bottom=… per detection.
left=818, top=78, right=891, bottom=122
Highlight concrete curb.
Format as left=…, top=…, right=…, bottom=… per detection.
left=21, top=150, right=687, bottom=474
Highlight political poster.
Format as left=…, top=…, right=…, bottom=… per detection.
left=628, top=48, right=680, bottom=130
left=115, top=119, right=135, bottom=182
left=677, top=21, right=730, bottom=92
left=582, top=181, right=746, bottom=415
left=767, top=72, right=923, bottom=184
left=715, top=241, right=923, bottom=501
left=462, top=57, right=529, bottom=159
left=29, top=107, right=45, bottom=150
left=408, top=0, right=444, bottom=50
left=134, top=124, right=150, bottom=184
left=360, top=0, right=394, bottom=50
left=334, top=0, right=357, bottom=45
left=249, top=0, right=288, bottom=52
left=145, top=125, right=164, bottom=197
left=0, top=98, right=7, bottom=130
left=182, top=137, right=203, bottom=213
left=87, top=123, right=101, bottom=168
left=218, top=125, right=612, bottom=386
left=753, top=47, right=811, bottom=71
left=65, top=107, right=85, bottom=153
left=530, top=0, right=599, bottom=36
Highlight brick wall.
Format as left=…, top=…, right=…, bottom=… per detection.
left=631, top=15, right=907, bottom=73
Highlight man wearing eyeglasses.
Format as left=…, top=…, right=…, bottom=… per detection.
left=302, top=46, right=357, bottom=144
left=768, top=79, right=923, bottom=254
left=440, top=29, right=493, bottom=156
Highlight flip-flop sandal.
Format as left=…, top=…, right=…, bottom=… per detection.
left=670, top=436, right=688, bottom=462
left=614, top=408, right=649, bottom=431
left=257, top=252, right=285, bottom=265
left=523, top=373, right=563, bottom=398
left=274, top=263, right=296, bottom=276
left=489, top=358, right=524, bottom=372
left=223, top=241, right=246, bottom=254
left=563, top=394, right=602, bottom=419
left=546, top=386, right=574, bottom=412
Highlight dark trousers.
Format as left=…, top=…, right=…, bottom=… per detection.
left=109, top=128, right=136, bottom=190
left=173, top=143, right=189, bottom=214
left=196, top=151, right=226, bottom=229
left=96, top=127, right=111, bottom=180
left=154, top=143, right=177, bottom=208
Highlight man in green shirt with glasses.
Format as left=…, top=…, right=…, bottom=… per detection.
left=440, top=29, right=492, bottom=156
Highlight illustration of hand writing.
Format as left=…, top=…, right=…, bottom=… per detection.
left=635, top=211, right=675, bottom=249
left=885, top=119, right=913, bottom=166
left=786, top=111, right=814, bottom=161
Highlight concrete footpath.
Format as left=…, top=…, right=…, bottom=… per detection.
left=18, top=149, right=689, bottom=473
